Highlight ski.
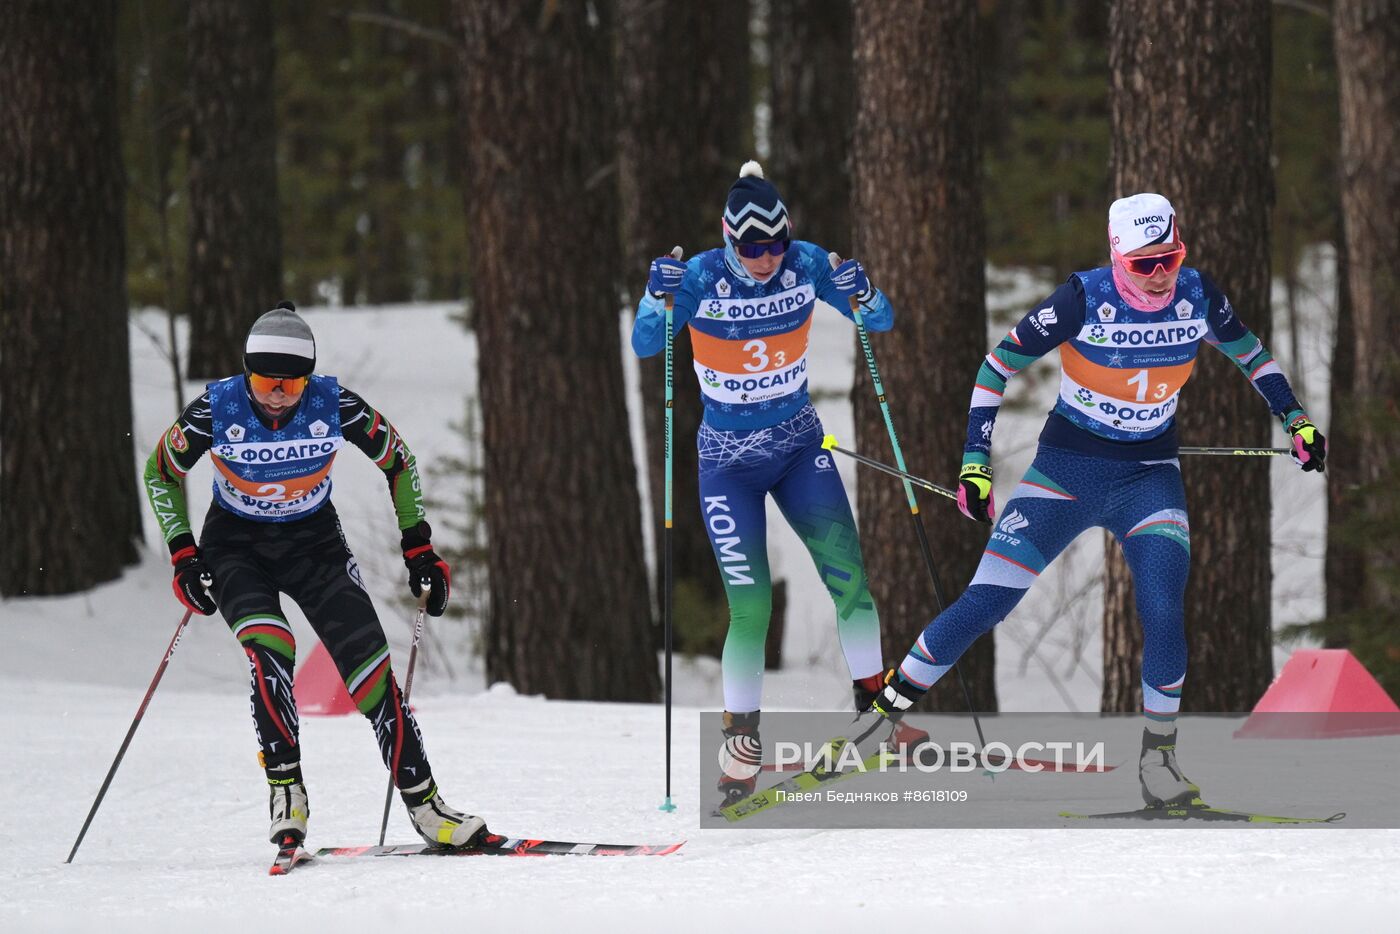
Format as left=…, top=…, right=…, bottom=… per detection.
left=1058, top=805, right=1346, bottom=824
left=718, top=736, right=886, bottom=823
left=316, top=833, right=684, bottom=859
left=268, top=834, right=314, bottom=875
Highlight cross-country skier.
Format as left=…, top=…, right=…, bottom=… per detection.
left=864, top=193, right=1327, bottom=807
left=143, top=302, right=486, bottom=850
left=633, top=161, right=925, bottom=806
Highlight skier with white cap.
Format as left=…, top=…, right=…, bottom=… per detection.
left=143, top=301, right=486, bottom=853
left=864, top=194, right=1326, bottom=808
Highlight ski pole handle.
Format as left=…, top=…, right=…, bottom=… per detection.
left=827, top=251, right=862, bottom=315
left=663, top=245, right=682, bottom=312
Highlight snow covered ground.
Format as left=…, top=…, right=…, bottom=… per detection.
left=7, top=256, right=1395, bottom=931
left=9, top=685, right=1400, bottom=932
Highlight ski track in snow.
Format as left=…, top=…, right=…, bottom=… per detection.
left=8, top=261, right=1393, bottom=931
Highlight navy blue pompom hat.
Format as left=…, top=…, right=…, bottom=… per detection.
left=722, top=160, right=790, bottom=244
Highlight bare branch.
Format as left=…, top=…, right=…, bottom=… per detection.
left=341, top=10, right=456, bottom=49
left=1272, top=0, right=1331, bottom=20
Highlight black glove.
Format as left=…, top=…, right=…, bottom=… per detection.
left=401, top=521, right=451, bottom=617
left=170, top=539, right=216, bottom=616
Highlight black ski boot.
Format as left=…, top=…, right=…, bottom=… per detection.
left=717, top=711, right=762, bottom=805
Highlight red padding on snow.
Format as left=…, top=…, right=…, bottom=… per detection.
left=293, top=641, right=358, bottom=717
left=1234, top=649, right=1400, bottom=739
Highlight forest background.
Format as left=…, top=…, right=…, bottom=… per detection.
left=2, top=0, right=1395, bottom=711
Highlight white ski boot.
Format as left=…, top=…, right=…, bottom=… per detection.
left=401, top=778, right=487, bottom=848
left=1139, top=727, right=1201, bottom=807
left=267, top=762, right=309, bottom=844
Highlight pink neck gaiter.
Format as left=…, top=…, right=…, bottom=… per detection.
left=1110, top=250, right=1175, bottom=312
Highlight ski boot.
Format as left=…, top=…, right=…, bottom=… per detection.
left=859, top=670, right=932, bottom=761
left=1139, top=726, right=1201, bottom=808
left=401, top=778, right=488, bottom=848
left=717, top=711, right=763, bottom=806
left=853, top=673, right=886, bottom=712
left=267, top=761, right=309, bottom=845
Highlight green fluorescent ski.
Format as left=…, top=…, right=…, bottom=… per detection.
left=718, top=738, right=888, bottom=823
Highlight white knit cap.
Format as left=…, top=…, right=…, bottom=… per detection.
left=1108, top=193, right=1177, bottom=253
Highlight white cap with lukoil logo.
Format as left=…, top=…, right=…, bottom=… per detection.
left=1108, top=193, right=1177, bottom=253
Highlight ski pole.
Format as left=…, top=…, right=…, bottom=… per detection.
left=660, top=245, right=682, bottom=814
left=830, top=438, right=1292, bottom=476
left=377, top=579, right=432, bottom=846
left=1178, top=446, right=1290, bottom=457
left=821, top=434, right=957, bottom=502
left=831, top=253, right=988, bottom=750
left=67, top=574, right=211, bottom=864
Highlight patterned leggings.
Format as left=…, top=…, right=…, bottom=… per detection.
left=200, top=503, right=431, bottom=787
left=897, top=445, right=1191, bottom=719
left=698, top=404, right=883, bottom=713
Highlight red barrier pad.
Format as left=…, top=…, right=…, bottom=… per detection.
left=1235, top=649, right=1400, bottom=738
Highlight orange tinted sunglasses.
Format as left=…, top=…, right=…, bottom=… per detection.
left=1122, top=243, right=1187, bottom=277
left=248, top=373, right=309, bottom=395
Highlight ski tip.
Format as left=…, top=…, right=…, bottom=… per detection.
left=654, top=841, right=686, bottom=855
left=821, top=434, right=838, bottom=451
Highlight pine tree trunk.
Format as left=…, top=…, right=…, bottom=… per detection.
left=1324, top=233, right=1364, bottom=644
left=1105, top=0, right=1275, bottom=712
left=616, top=0, right=750, bottom=656
left=1333, top=0, right=1400, bottom=638
left=455, top=0, right=660, bottom=701
left=0, top=0, right=142, bottom=596
left=363, top=2, right=412, bottom=305
left=768, top=0, right=853, bottom=257
left=186, top=0, right=282, bottom=379
left=851, top=0, right=996, bottom=712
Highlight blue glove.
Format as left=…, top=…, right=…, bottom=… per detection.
left=830, top=258, right=871, bottom=301
left=648, top=255, right=686, bottom=297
